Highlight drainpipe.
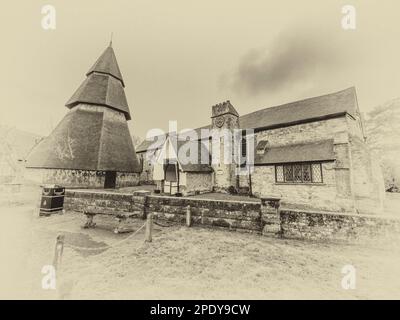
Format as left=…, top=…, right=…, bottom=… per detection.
left=248, top=167, right=253, bottom=196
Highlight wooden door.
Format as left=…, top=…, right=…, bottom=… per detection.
left=104, top=171, right=116, bottom=189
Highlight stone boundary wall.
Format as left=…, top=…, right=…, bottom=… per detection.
left=64, top=190, right=400, bottom=242
left=64, top=190, right=146, bottom=219
left=147, top=196, right=261, bottom=232
left=280, top=209, right=400, bottom=242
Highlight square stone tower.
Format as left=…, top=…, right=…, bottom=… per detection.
left=211, top=100, right=240, bottom=192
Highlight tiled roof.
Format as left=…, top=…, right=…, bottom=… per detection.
left=240, top=87, right=357, bottom=130
left=26, top=105, right=141, bottom=172
left=65, top=73, right=130, bottom=119
left=254, top=139, right=335, bottom=165
left=65, top=44, right=131, bottom=120
left=86, top=45, right=125, bottom=86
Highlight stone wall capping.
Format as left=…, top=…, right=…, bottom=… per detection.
left=260, top=196, right=281, bottom=201
left=148, top=194, right=258, bottom=205
left=133, top=190, right=152, bottom=196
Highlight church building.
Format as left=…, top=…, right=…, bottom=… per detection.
left=26, top=43, right=141, bottom=188
left=136, top=87, right=385, bottom=214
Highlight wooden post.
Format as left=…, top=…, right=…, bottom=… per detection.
left=53, top=235, right=65, bottom=271
left=114, top=217, right=123, bottom=234
left=186, top=205, right=191, bottom=227
left=145, top=213, right=153, bottom=242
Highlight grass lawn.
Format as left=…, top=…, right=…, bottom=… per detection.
left=1, top=187, right=400, bottom=299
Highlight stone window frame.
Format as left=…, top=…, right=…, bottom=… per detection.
left=275, top=162, right=323, bottom=184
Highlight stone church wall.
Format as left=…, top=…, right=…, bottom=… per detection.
left=349, top=136, right=385, bottom=214
left=137, top=152, right=155, bottom=184
left=251, top=162, right=351, bottom=212
left=244, top=117, right=355, bottom=212
left=116, top=172, right=140, bottom=188
left=25, top=168, right=139, bottom=189
left=245, top=116, right=385, bottom=214
left=184, top=172, right=213, bottom=195
left=254, top=117, right=349, bottom=148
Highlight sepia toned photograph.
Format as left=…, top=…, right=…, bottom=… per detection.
left=1, top=0, right=400, bottom=308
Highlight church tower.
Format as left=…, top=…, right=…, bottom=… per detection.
left=211, top=100, right=240, bottom=192
left=26, top=43, right=141, bottom=188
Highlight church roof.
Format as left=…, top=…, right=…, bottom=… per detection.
left=86, top=45, right=125, bottom=86
left=26, top=105, right=141, bottom=172
left=239, top=87, right=357, bottom=131
left=65, top=44, right=131, bottom=120
left=254, top=139, right=335, bottom=165
left=136, top=87, right=358, bottom=153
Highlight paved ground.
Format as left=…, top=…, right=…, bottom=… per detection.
left=1, top=186, right=400, bottom=299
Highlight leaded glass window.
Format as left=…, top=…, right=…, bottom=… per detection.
left=293, top=164, right=302, bottom=182
left=275, top=162, right=323, bottom=183
left=276, top=165, right=284, bottom=182
left=284, top=165, right=293, bottom=182
left=311, top=163, right=323, bottom=183
left=302, top=164, right=311, bottom=182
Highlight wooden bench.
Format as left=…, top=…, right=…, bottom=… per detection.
left=82, top=210, right=144, bottom=234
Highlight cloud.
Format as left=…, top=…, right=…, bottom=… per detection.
left=222, top=26, right=359, bottom=96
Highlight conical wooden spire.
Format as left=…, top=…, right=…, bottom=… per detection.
left=65, top=44, right=131, bottom=120
left=86, top=44, right=125, bottom=86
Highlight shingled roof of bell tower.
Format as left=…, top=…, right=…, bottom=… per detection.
left=65, top=43, right=131, bottom=120
left=86, top=44, right=125, bottom=86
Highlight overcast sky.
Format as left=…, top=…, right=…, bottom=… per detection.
left=1, top=0, right=400, bottom=138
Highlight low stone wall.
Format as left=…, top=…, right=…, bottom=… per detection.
left=64, top=190, right=400, bottom=242
left=280, top=209, right=400, bottom=242
left=147, top=196, right=261, bottom=232
left=64, top=190, right=146, bottom=219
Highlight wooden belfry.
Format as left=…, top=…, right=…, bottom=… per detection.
left=26, top=42, right=141, bottom=188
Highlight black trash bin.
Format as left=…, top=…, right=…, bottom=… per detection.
left=39, top=185, right=65, bottom=216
